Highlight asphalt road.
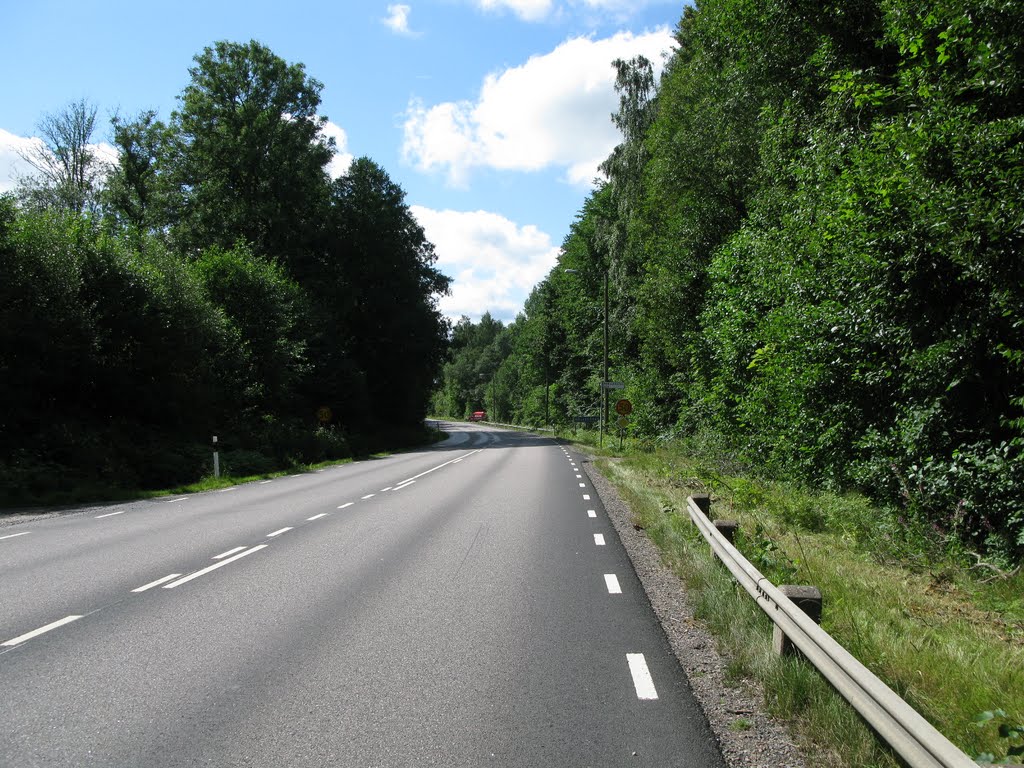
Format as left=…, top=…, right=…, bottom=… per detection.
left=0, top=422, right=726, bottom=767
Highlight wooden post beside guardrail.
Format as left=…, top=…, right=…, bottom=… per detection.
left=684, top=494, right=977, bottom=767
left=774, top=585, right=822, bottom=657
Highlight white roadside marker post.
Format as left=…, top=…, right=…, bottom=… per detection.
left=212, top=435, right=220, bottom=479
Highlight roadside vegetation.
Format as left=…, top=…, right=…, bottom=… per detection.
left=432, top=0, right=1024, bottom=567
left=1, top=41, right=450, bottom=507
left=567, top=428, right=1023, bottom=767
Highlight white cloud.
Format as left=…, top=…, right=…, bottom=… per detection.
left=411, top=205, right=560, bottom=322
left=0, top=130, right=46, bottom=192
left=383, top=4, right=420, bottom=36
left=475, top=0, right=554, bottom=21
left=320, top=119, right=354, bottom=179
left=0, top=129, right=118, bottom=193
left=402, top=29, right=674, bottom=188
left=474, top=0, right=677, bottom=22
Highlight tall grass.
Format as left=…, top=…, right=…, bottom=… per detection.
left=588, top=443, right=1023, bottom=767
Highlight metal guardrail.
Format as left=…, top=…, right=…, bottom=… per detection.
left=686, top=495, right=978, bottom=768
left=479, top=420, right=554, bottom=434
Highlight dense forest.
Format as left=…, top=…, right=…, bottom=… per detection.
left=432, top=0, right=1024, bottom=561
left=1, top=41, right=449, bottom=503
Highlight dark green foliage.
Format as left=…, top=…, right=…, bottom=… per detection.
left=167, top=40, right=333, bottom=262
left=431, top=0, right=1024, bottom=561
left=3, top=41, right=450, bottom=503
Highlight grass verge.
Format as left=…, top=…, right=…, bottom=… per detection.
left=2, top=424, right=449, bottom=512
left=571, top=435, right=1023, bottom=767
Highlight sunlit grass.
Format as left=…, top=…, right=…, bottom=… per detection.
left=587, top=447, right=1024, bottom=767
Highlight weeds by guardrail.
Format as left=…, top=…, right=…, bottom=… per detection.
left=686, top=494, right=978, bottom=768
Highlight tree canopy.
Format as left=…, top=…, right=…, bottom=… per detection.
left=3, top=40, right=450, bottom=503
left=431, top=0, right=1024, bottom=561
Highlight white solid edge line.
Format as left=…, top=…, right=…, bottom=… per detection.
left=587, top=509, right=597, bottom=518
left=163, top=545, right=267, bottom=589
left=307, top=513, right=328, bottom=521
left=214, top=546, right=247, bottom=559
left=132, top=573, right=182, bottom=592
left=604, top=574, right=622, bottom=594
left=218, top=487, right=237, bottom=493
left=3, top=615, right=83, bottom=647
left=338, top=502, right=354, bottom=509
left=165, top=496, right=190, bottom=503
left=95, top=510, right=126, bottom=519
left=266, top=527, right=293, bottom=538
left=0, top=531, right=30, bottom=540
left=259, top=480, right=273, bottom=484
left=594, top=533, right=606, bottom=546
left=626, top=653, right=659, bottom=700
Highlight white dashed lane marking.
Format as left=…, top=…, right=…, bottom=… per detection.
left=213, top=546, right=247, bottom=560
left=267, top=527, right=293, bottom=538
left=583, top=494, right=591, bottom=500
left=604, top=574, right=622, bottom=594
left=338, top=502, right=354, bottom=509
left=163, top=545, right=267, bottom=589
left=361, top=494, right=375, bottom=500
left=626, top=653, right=659, bottom=700
left=132, top=574, right=182, bottom=593
left=307, top=513, right=328, bottom=521
left=587, top=510, right=597, bottom=518
left=594, top=533, right=606, bottom=546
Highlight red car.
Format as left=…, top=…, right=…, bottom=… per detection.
left=469, top=410, right=487, bottom=421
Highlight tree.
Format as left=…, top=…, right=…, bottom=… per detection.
left=103, top=110, right=174, bottom=234
left=16, top=99, right=106, bottom=214
left=316, top=158, right=451, bottom=428
left=168, top=40, right=334, bottom=261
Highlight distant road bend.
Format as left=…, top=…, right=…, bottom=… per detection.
left=0, top=421, right=726, bottom=767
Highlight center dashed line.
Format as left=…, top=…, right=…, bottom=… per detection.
left=132, top=573, right=182, bottom=593
left=2, top=615, right=83, bottom=647
left=163, top=545, right=267, bottom=589
left=266, top=527, right=293, bottom=538
left=338, top=502, right=354, bottom=509
left=361, top=494, right=375, bottom=500
left=307, top=513, right=328, bottom=521
left=214, top=546, right=247, bottom=559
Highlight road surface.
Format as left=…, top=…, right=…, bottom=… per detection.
left=0, top=422, right=725, bottom=767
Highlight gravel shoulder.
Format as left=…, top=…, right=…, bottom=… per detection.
left=581, top=453, right=810, bottom=768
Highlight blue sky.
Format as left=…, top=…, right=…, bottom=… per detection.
left=1, top=0, right=680, bottom=323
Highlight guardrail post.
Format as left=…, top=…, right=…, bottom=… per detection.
left=713, top=520, right=738, bottom=543
left=691, top=493, right=711, bottom=518
left=773, top=585, right=822, bottom=657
